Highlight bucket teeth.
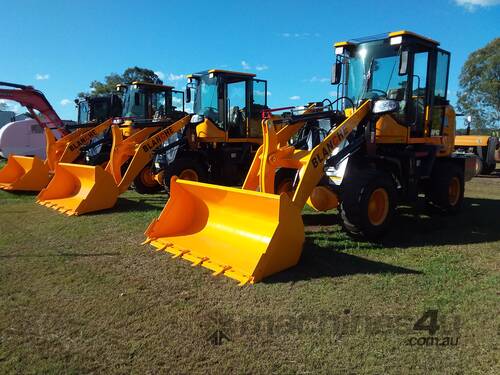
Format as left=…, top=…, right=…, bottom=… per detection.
left=237, top=277, right=254, bottom=287
left=191, top=257, right=209, bottom=267
left=36, top=163, right=119, bottom=215
left=155, top=243, right=173, bottom=251
left=172, top=249, right=190, bottom=259
left=143, top=178, right=305, bottom=284
left=213, top=265, right=232, bottom=277
left=141, top=238, right=154, bottom=245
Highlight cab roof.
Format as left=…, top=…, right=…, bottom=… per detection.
left=187, top=69, right=256, bottom=79
left=334, top=30, right=440, bottom=47
left=130, top=81, right=174, bottom=89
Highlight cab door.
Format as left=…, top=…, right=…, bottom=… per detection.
left=409, top=49, right=430, bottom=137
left=225, top=79, right=248, bottom=138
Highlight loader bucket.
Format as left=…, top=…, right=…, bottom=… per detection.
left=37, top=164, right=119, bottom=215
left=0, top=155, right=51, bottom=191
left=144, top=178, right=305, bottom=285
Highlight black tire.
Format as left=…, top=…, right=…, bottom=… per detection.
left=132, top=163, right=163, bottom=194
left=163, top=157, right=208, bottom=194
left=426, top=161, right=464, bottom=214
left=274, top=168, right=297, bottom=196
left=340, top=170, right=397, bottom=240
left=481, top=162, right=496, bottom=175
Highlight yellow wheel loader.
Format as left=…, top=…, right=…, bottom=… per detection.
left=152, top=69, right=271, bottom=192
left=0, top=84, right=122, bottom=192
left=144, top=31, right=478, bottom=285
left=37, top=70, right=274, bottom=216
left=454, top=133, right=498, bottom=175
left=37, top=81, right=186, bottom=215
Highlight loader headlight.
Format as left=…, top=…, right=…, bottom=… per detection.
left=190, top=114, right=204, bottom=124
left=372, top=99, right=399, bottom=115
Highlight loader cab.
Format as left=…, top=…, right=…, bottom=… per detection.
left=333, top=31, right=452, bottom=143
left=186, top=69, right=268, bottom=142
left=121, top=82, right=185, bottom=121
left=76, top=94, right=123, bottom=125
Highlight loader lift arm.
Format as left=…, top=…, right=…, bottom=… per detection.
left=0, top=81, right=67, bottom=136
left=245, top=100, right=371, bottom=208
left=37, top=115, right=192, bottom=215
left=143, top=101, right=371, bottom=285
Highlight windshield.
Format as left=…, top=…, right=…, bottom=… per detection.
left=346, top=41, right=407, bottom=104
left=77, top=101, right=89, bottom=124
left=193, top=75, right=219, bottom=122
left=122, top=86, right=146, bottom=118
left=91, top=100, right=110, bottom=123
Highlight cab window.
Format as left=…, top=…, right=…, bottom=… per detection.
left=226, top=80, right=247, bottom=137
left=430, top=50, right=450, bottom=136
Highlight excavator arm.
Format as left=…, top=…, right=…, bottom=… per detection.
left=0, top=82, right=67, bottom=136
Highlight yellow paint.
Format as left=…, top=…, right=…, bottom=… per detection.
left=196, top=118, right=226, bottom=141
left=145, top=102, right=370, bottom=284
left=455, top=135, right=490, bottom=147
left=37, top=116, right=191, bottom=215
left=334, top=41, right=352, bottom=47
left=0, top=122, right=106, bottom=192
left=388, top=30, right=439, bottom=45
left=306, top=186, right=339, bottom=211
left=0, top=155, right=50, bottom=191
left=144, top=178, right=305, bottom=285
left=375, top=115, right=408, bottom=144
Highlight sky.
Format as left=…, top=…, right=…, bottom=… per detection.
left=0, top=0, right=499, bottom=128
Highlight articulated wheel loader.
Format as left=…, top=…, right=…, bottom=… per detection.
left=0, top=82, right=79, bottom=191
left=144, top=31, right=478, bottom=285
left=454, top=135, right=498, bottom=175
left=37, top=81, right=186, bottom=215
left=0, top=82, right=124, bottom=191
left=152, top=69, right=271, bottom=191
left=37, top=70, right=274, bottom=216
left=73, top=93, right=123, bottom=166
left=454, top=115, right=498, bottom=175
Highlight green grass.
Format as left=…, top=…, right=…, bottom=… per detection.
left=0, top=163, right=499, bottom=374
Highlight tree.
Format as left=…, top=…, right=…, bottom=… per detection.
left=78, top=66, right=163, bottom=97
left=457, top=38, right=500, bottom=132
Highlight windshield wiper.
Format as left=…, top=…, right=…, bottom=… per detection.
left=357, top=57, right=374, bottom=104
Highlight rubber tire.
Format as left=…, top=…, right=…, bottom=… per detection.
left=132, top=163, right=163, bottom=194
left=274, top=168, right=297, bottom=195
left=340, top=170, right=397, bottom=240
left=426, top=162, right=464, bottom=214
left=163, top=157, right=208, bottom=194
left=481, top=162, right=496, bottom=175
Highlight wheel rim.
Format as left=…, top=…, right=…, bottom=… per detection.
left=448, top=177, right=461, bottom=206
left=367, top=188, right=389, bottom=226
left=139, top=168, right=158, bottom=187
left=276, top=179, right=294, bottom=198
left=179, top=169, right=199, bottom=181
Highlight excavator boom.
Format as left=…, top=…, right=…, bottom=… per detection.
left=0, top=81, right=67, bottom=136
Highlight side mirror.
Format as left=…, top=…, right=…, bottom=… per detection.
left=399, top=50, right=408, bottom=76
left=185, top=86, right=191, bottom=103
left=331, top=61, right=342, bottom=85
left=134, top=92, right=140, bottom=106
